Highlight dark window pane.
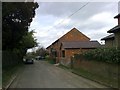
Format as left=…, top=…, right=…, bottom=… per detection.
left=62, top=50, right=65, bottom=57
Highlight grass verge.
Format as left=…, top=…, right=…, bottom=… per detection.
left=2, top=63, right=24, bottom=88
left=58, top=64, right=70, bottom=70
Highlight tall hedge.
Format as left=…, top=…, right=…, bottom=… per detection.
left=74, top=48, right=120, bottom=64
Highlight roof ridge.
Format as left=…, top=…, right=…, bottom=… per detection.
left=62, top=41, right=98, bottom=43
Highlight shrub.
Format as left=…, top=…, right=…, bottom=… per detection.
left=46, top=55, right=56, bottom=64
left=74, top=48, right=120, bottom=64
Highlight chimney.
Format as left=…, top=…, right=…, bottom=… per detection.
left=114, top=13, right=120, bottom=25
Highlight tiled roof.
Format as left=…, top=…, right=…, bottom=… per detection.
left=101, top=34, right=114, bottom=40
left=107, top=25, right=120, bottom=33
left=62, top=41, right=101, bottom=49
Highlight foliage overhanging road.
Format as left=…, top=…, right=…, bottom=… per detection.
left=9, top=60, right=108, bottom=88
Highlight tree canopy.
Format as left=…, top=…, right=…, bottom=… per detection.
left=2, top=2, right=39, bottom=66
left=2, top=2, right=39, bottom=50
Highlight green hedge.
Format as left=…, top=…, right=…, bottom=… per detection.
left=74, top=48, right=120, bottom=64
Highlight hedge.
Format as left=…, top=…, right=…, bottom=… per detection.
left=74, top=48, right=120, bottom=64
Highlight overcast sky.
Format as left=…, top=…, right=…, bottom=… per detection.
left=29, top=1, right=119, bottom=49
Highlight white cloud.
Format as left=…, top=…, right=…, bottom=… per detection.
left=90, top=12, right=112, bottom=22
left=29, top=2, right=118, bottom=48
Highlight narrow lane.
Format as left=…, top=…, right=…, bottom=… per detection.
left=9, top=60, right=108, bottom=88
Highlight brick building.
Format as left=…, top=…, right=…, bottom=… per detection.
left=46, top=28, right=101, bottom=66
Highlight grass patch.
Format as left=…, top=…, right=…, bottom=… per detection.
left=72, top=68, right=119, bottom=88
left=2, top=63, right=24, bottom=88
left=58, top=64, right=71, bottom=71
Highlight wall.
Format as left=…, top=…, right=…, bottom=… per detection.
left=60, top=29, right=90, bottom=42
left=60, top=49, right=81, bottom=66
left=115, top=32, right=120, bottom=48
left=73, top=58, right=119, bottom=88
left=60, top=48, right=94, bottom=66
left=105, top=39, right=115, bottom=47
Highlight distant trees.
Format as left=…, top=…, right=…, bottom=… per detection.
left=25, top=47, right=48, bottom=59
left=2, top=2, right=39, bottom=67
left=35, top=47, right=48, bottom=57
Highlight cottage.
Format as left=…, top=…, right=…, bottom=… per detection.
left=46, top=28, right=101, bottom=66
left=107, top=14, right=120, bottom=48
left=101, top=13, right=120, bottom=48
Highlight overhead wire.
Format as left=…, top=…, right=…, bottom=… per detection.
left=46, top=2, right=90, bottom=32
left=43, top=2, right=90, bottom=47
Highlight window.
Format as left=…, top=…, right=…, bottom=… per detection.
left=62, top=50, right=65, bottom=57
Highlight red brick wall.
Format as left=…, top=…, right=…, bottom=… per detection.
left=61, top=48, right=93, bottom=66
left=60, top=28, right=90, bottom=42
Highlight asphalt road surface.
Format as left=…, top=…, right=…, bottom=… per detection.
left=9, top=60, right=109, bottom=88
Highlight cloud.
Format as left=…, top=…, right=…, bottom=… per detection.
left=90, top=12, right=112, bottom=22
left=37, top=2, right=118, bottom=20
left=29, top=2, right=118, bottom=48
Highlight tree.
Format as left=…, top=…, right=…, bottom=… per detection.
left=35, top=47, right=47, bottom=57
left=2, top=2, right=39, bottom=67
left=20, top=30, right=38, bottom=49
left=2, top=2, right=39, bottom=50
